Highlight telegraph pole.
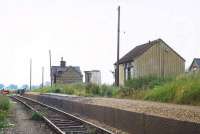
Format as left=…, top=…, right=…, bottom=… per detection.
left=41, top=66, right=44, bottom=88
left=30, top=58, right=32, bottom=90
left=49, top=50, right=52, bottom=87
left=116, top=6, right=120, bottom=86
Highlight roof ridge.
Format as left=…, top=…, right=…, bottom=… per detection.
left=115, top=38, right=160, bottom=64
left=194, top=58, right=200, bottom=60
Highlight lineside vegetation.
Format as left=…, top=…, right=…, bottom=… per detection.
left=34, top=72, right=200, bottom=106
left=0, top=95, right=10, bottom=131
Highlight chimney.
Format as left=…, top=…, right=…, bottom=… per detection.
left=60, top=57, right=66, bottom=67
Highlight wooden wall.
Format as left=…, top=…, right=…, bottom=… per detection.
left=135, top=42, right=185, bottom=77
left=118, top=41, right=185, bottom=85
left=119, top=64, right=125, bottom=85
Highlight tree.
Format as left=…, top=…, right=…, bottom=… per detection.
left=21, top=84, right=29, bottom=89
left=7, top=84, right=18, bottom=90
left=32, top=85, right=39, bottom=89
left=0, top=84, right=4, bottom=89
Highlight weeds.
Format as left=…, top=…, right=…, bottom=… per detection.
left=31, top=112, right=43, bottom=121
left=144, top=73, right=200, bottom=105
left=0, top=96, right=10, bottom=111
left=34, top=84, right=119, bottom=97
left=0, top=96, right=10, bottom=131
left=34, top=73, right=200, bottom=106
left=125, top=75, right=172, bottom=90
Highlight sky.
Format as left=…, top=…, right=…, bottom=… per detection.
left=0, top=0, right=200, bottom=87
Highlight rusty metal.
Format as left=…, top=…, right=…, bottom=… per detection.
left=12, top=95, right=113, bottom=134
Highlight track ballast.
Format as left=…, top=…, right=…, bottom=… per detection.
left=12, top=95, right=113, bottom=134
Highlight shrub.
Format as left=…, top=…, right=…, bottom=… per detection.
left=144, top=73, right=200, bottom=105
left=100, top=84, right=119, bottom=97
left=85, top=84, right=100, bottom=96
left=125, top=75, right=172, bottom=90
left=0, top=96, right=10, bottom=131
left=0, top=96, right=10, bottom=111
left=144, top=84, right=176, bottom=102
left=52, top=88, right=62, bottom=93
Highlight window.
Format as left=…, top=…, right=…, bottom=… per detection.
left=127, top=67, right=131, bottom=80
left=86, top=73, right=92, bottom=83
left=124, top=62, right=133, bottom=80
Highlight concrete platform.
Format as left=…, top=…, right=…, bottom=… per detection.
left=24, top=93, right=200, bottom=134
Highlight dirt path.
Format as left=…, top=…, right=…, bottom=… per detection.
left=3, top=99, right=56, bottom=134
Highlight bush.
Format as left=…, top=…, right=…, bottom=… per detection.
left=144, top=84, right=176, bottom=102
left=85, top=84, right=100, bottom=96
left=144, top=73, right=200, bottom=105
left=99, top=84, right=119, bottom=97
left=33, top=83, right=119, bottom=97
left=0, top=96, right=10, bottom=111
left=0, top=96, right=10, bottom=131
left=33, top=73, right=200, bottom=106
left=178, top=87, right=200, bottom=105
left=125, top=75, right=172, bottom=90
left=52, top=88, right=62, bottom=93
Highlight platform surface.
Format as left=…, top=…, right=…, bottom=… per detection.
left=37, top=92, right=200, bottom=124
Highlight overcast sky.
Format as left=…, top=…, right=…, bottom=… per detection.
left=0, top=0, right=200, bottom=86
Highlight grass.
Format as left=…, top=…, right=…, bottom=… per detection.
left=144, top=73, right=200, bottom=105
left=0, top=95, right=10, bottom=131
left=125, top=75, right=173, bottom=90
left=34, top=83, right=119, bottom=97
left=34, top=73, right=200, bottom=106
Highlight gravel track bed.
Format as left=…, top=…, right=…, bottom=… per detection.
left=3, top=99, right=56, bottom=134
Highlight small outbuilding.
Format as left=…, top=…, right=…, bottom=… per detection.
left=115, top=38, right=185, bottom=85
left=51, top=58, right=83, bottom=84
left=84, top=70, right=101, bottom=85
left=189, top=58, right=200, bottom=72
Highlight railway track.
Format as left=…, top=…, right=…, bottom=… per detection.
left=12, top=95, right=113, bottom=134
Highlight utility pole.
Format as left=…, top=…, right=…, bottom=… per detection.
left=49, top=50, right=52, bottom=87
left=41, top=66, right=44, bottom=88
left=30, top=58, right=32, bottom=90
left=116, top=6, right=120, bottom=86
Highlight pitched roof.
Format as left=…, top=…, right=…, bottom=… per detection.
left=116, top=38, right=185, bottom=64
left=51, top=66, right=82, bottom=77
left=189, top=58, right=200, bottom=70
left=194, top=58, right=200, bottom=66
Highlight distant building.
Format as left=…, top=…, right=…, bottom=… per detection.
left=189, top=58, right=200, bottom=72
left=51, top=58, right=83, bottom=84
left=115, top=39, right=185, bottom=85
left=84, top=70, right=101, bottom=85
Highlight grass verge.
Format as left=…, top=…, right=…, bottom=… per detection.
left=34, top=73, right=200, bottom=106
left=0, top=95, right=10, bottom=131
left=144, top=73, right=200, bottom=105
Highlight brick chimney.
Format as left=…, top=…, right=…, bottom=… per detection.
left=60, top=57, right=66, bottom=67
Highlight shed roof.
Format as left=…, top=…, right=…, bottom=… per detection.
left=189, top=58, right=200, bottom=70
left=115, top=38, right=185, bottom=64
left=194, top=58, right=200, bottom=66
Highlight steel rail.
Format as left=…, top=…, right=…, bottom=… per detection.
left=12, top=96, right=65, bottom=134
left=12, top=95, right=114, bottom=134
